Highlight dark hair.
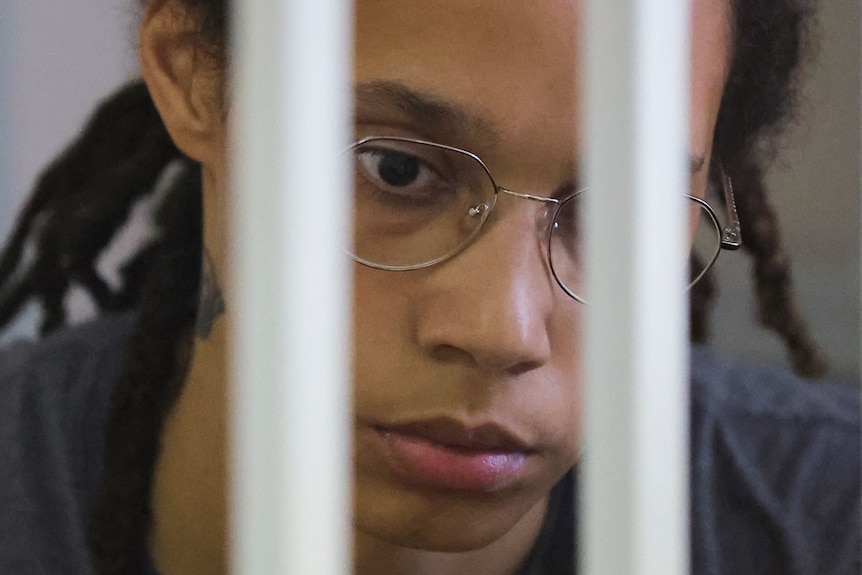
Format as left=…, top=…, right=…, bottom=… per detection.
left=0, top=1, right=825, bottom=572
left=694, top=0, right=826, bottom=375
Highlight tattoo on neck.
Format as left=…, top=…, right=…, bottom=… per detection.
left=197, top=249, right=226, bottom=339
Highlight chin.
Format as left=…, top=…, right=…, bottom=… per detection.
left=353, top=477, right=547, bottom=553
left=357, top=511, right=517, bottom=553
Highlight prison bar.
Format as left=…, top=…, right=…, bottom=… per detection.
left=229, top=0, right=354, bottom=573
left=229, top=0, right=691, bottom=574
left=582, top=1, right=690, bottom=575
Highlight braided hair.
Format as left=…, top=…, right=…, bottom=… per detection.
left=690, top=0, right=827, bottom=377
left=0, top=0, right=825, bottom=572
left=0, top=81, right=202, bottom=572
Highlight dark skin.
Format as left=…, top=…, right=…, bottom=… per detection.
left=140, top=0, right=731, bottom=573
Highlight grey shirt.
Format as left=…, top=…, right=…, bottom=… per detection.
left=1, top=313, right=136, bottom=574
left=1, top=313, right=859, bottom=574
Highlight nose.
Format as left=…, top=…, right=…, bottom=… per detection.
left=414, top=201, right=555, bottom=375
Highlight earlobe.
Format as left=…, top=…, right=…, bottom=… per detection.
left=139, top=0, right=223, bottom=164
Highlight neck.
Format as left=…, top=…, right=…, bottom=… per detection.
left=150, top=166, right=232, bottom=574
left=354, top=494, right=548, bottom=575
left=149, top=318, right=230, bottom=574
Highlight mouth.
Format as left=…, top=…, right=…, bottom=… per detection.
left=371, top=417, right=534, bottom=492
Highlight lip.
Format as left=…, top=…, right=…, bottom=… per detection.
left=371, top=417, right=533, bottom=492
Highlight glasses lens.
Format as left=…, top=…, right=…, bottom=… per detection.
left=548, top=191, right=586, bottom=302
left=688, top=196, right=722, bottom=289
left=350, top=138, right=496, bottom=269
left=548, top=193, right=722, bottom=303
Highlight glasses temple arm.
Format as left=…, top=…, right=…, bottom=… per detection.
left=719, top=164, right=742, bottom=250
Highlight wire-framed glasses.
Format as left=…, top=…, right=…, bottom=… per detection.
left=348, top=136, right=741, bottom=303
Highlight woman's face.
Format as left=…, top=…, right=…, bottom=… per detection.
left=348, top=0, right=731, bottom=553
left=142, top=0, right=731, bottom=565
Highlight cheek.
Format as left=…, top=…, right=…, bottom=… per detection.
left=543, top=324, right=585, bottom=464
left=350, top=266, right=418, bottom=414
left=548, top=300, right=585, bottom=384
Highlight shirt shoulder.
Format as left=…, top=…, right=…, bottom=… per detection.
left=0, top=313, right=137, bottom=575
left=690, top=346, right=860, bottom=575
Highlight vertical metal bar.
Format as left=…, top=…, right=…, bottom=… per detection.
left=581, top=2, right=690, bottom=574
left=230, top=0, right=353, bottom=573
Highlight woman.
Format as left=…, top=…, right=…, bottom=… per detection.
left=0, top=0, right=858, bottom=574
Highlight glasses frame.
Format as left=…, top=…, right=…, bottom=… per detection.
left=348, top=136, right=742, bottom=303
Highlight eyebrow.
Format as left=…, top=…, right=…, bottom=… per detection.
left=354, top=81, right=497, bottom=142
left=355, top=81, right=708, bottom=177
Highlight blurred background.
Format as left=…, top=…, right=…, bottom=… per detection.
left=0, top=0, right=138, bottom=343
left=710, top=0, right=860, bottom=382
left=0, top=0, right=859, bottom=380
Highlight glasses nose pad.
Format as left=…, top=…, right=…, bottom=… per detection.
left=468, top=203, right=491, bottom=218
left=540, top=203, right=558, bottom=236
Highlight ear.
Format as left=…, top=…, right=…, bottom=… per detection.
left=139, top=0, right=224, bottom=164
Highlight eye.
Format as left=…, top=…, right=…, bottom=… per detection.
left=357, top=148, right=437, bottom=194
left=358, top=148, right=430, bottom=186
left=375, top=150, right=420, bottom=186
left=354, top=142, right=457, bottom=209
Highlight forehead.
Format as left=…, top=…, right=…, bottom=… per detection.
left=354, top=1, right=580, bottom=148
left=354, top=0, right=732, bottom=162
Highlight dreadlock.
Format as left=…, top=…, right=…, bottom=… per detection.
left=0, top=0, right=827, bottom=572
left=0, top=81, right=201, bottom=574
left=688, top=0, right=827, bottom=378
left=86, top=164, right=202, bottom=574
left=0, top=82, right=183, bottom=333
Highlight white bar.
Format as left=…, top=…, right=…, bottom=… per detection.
left=582, top=2, right=690, bottom=575
left=229, top=0, right=353, bottom=573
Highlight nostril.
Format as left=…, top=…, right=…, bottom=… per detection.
left=428, top=343, right=476, bottom=366
left=428, top=341, right=546, bottom=376
left=505, top=360, right=543, bottom=377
